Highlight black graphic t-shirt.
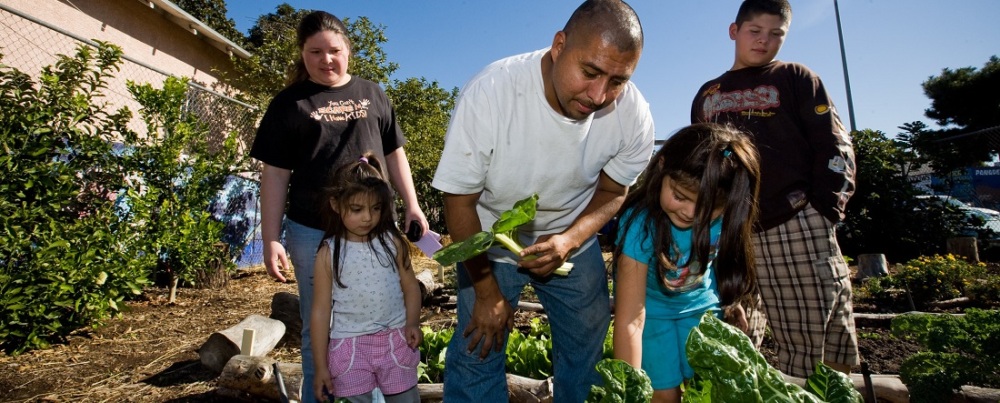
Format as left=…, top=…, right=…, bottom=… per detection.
left=250, top=78, right=405, bottom=229
left=691, top=61, right=854, bottom=230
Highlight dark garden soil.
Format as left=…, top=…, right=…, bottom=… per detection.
left=0, top=253, right=985, bottom=402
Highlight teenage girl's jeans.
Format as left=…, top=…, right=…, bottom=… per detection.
left=285, top=220, right=388, bottom=402
left=443, top=240, right=610, bottom=402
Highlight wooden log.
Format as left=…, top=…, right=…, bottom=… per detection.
left=417, top=383, right=443, bottom=400
left=953, top=385, right=1000, bottom=403
left=416, top=269, right=443, bottom=304
left=507, top=373, right=553, bottom=403
left=928, top=296, right=972, bottom=310
left=785, top=368, right=1000, bottom=403
left=198, top=314, right=285, bottom=373
left=854, top=311, right=967, bottom=328
left=857, top=253, right=889, bottom=280
left=947, top=236, right=979, bottom=263
left=270, top=291, right=301, bottom=347
left=223, top=358, right=551, bottom=403
left=415, top=375, right=551, bottom=402
left=784, top=373, right=908, bottom=403
left=218, top=355, right=302, bottom=402
left=517, top=301, right=545, bottom=313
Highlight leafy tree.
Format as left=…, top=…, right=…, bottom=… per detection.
left=924, top=56, right=1000, bottom=131
left=385, top=78, right=458, bottom=231
left=121, top=77, right=240, bottom=302
left=838, top=129, right=966, bottom=262
left=174, top=0, right=245, bottom=46
left=894, top=121, right=929, bottom=177
left=908, top=56, right=1000, bottom=176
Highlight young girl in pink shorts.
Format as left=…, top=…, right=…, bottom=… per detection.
left=310, top=154, right=422, bottom=402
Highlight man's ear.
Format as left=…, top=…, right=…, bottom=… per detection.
left=729, top=22, right=739, bottom=40
left=550, top=30, right=567, bottom=60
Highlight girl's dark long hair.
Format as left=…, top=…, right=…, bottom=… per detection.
left=614, top=123, right=761, bottom=306
left=318, top=152, right=411, bottom=288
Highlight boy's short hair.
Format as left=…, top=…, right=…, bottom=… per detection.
left=735, top=0, right=792, bottom=27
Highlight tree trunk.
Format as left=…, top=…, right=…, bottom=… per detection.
left=857, top=253, right=889, bottom=280
left=194, top=242, right=230, bottom=289
left=947, top=237, right=979, bottom=262
left=198, top=314, right=285, bottom=373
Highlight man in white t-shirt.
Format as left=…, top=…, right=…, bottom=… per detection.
left=431, top=1, right=655, bottom=400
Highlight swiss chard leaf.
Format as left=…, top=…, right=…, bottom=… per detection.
left=684, top=312, right=862, bottom=403
left=807, top=361, right=863, bottom=403
left=492, top=194, right=538, bottom=234
left=431, top=231, right=494, bottom=266
left=585, top=358, right=653, bottom=403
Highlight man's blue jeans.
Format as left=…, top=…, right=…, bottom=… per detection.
left=443, top=240, right=610, bottom=402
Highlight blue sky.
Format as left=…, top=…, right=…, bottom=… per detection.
left=226, top=1, right=999, bottom=140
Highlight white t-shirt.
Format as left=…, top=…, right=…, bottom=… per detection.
left=432, top=48, right=655, bottom=262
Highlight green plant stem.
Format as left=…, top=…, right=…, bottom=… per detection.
left=494, top=233, right=574, bottom=276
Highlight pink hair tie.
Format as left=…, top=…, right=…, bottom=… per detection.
left=359, top=156, right=368, bottom=164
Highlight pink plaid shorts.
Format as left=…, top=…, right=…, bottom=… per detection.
left=326, top=327, right=420, bottom=397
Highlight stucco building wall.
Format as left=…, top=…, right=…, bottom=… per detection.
left=0, top=0, right=237, bottom=86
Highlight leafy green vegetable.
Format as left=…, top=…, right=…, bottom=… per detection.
left=431, top=230, right=494, bottom=267
left=585, top=358, right=654, bottom=403
left=807, top=362, right=862, bottom=403
left=432, top=194, right=573, bottom=275
left=683, top=312, right=862, bottom=403
left=890, top=309, right=1000, bottom=403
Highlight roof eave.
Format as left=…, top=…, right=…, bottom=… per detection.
left=141, top=0, right=252, bottom=59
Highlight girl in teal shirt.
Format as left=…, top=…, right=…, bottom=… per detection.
left=612, top=123, right=761, bottom=402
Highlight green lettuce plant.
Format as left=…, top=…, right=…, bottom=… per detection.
left=432, top=194, right=573, bottom=275
left=585, top=358, right=654, bottom=403
left=891, top=309, right=1000, bottom=403
left=684, top=312, right=862, bottom=403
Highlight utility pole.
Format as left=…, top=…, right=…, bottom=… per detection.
left=834, top=0, right=857, bottom=132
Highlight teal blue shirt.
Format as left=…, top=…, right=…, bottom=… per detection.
left=617, top=208, right=722, bottom=319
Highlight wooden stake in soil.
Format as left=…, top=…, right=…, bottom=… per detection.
left=198, top=314, right=285, bottom=372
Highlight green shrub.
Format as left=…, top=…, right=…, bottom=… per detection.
left=0, top=43, right=147, bottom=354
left=967, top=273, right=1000, bottom=306
left=120, top=76, right=239, bottom=290
left=0, top=42, right=241, bottom=354
left=893, top=254, right=985, bottom=307
left=891, top=309, right=1000, bottom=403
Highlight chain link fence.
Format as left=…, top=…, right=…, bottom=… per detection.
left=1, top=4, right=265, bottom=269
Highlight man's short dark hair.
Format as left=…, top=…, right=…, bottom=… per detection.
left=564, top=0, right=643, bottom=52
